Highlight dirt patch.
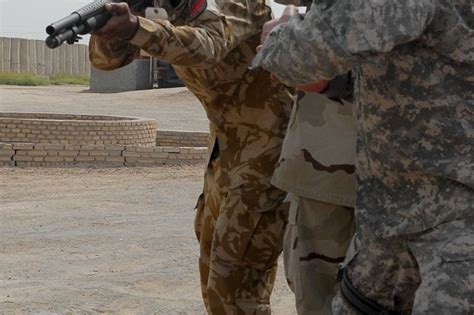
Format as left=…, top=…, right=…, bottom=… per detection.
left=0, top=166, right=294, bottom=314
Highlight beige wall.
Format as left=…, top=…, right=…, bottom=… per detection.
left=0, top=37, right=90, bottom=77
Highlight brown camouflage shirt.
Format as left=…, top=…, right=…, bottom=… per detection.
left=253, top=0, right=474, bottom=238
left=271, top=0, right=356, bottom=208
left=89, top=0, right=294, bottom=209
left=272, top=92, right=356, bottom=208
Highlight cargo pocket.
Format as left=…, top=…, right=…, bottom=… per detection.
left=239, top=202, right=289, bottom=271
left=212, top=181, right=287, bottom=270
left=409, top=220, right=474, bottom=314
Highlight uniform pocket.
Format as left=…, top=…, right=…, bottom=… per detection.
left=240, top=202, right=289, bottom=270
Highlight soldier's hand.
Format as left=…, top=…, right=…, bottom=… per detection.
left=260, top=5, right=299, bottom=44
left=94, top=3, right=139, bottom=41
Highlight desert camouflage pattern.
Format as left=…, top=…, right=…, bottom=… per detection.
left=253, top=0, right=474, bottom=239
left=89, top=0, right=294, bottom=313
left=284, top=195, right=355, bottom=314
left=269, top=2, right=358, bottom=313
left=273, top=92, right=357, bottom=315
left=272, top=91, right=356, bottom=207
left=195, top=157, right=288, bottom=314
left=332, top=217, right=474, bottom=314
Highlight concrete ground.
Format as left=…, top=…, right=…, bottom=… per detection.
left=0, top=85, right=209, bottom=132
left=0, top=86, right=295, bottom=314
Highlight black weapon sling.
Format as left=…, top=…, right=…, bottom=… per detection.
left=340, top=268, right=401, bottom=315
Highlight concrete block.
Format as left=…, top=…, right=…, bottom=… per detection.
left=44, top=43, right=53, bottom=75
left=14, top=156, right=34, bottom=162
left=75, top=156, right=95, bottom=162
left=44, top=156, right=64, bottom=162
left=90, top=59, right=153, bottom=92
left=72, top=45, right=79, bottom=75
left=59, top=45, right=67, bottom=74
left=19, top=38, right=29, bottom=73
left=0, top=37, right=3, bottom=72
left=13, top=143, right=35, bottom=150
left=123, top=152, right=141, bottom=158
left=163, top=147, right=180, bottom=153
left=10, top=38, right=20, bottom=72
left=0, top=143, right=13, bottom=150
left=28, top=150, right=48, bottom=156
left=78, top=44, right=88, bottom=76
left=27, top=40, right=37, bottom=74
left=105, top=156, right=125, bottom=163
left=35, top=40, right=46, bottom=75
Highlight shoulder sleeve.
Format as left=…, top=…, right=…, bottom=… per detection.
left=89, top=0, right=272, bottom=70
left=89, top=36, right=140, bottom=71
left=253, top=0, right=436, bottom=85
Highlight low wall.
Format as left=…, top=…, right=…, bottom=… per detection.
left=156, top=130, right=210, bottom=147
left=0, top=143, right=207, bottom=167
left=0, top=113, right=156, bottom=147
left=90, top=60, right=153, bottom=92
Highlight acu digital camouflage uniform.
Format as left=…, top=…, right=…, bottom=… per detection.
left=89, top=1, right=294, bottom=313
left=254, top=0, right=474, bottom=314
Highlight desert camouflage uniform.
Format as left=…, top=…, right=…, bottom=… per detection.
left=89, top=1, right=294, bottom=313
left=271, top=1, right=357, bottom=314
left=273, top=91, right=356, bottom=315
left=253, top=0, right=474, bottom=313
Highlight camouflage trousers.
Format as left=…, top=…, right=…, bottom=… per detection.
left=332, top=217, right=474, bottom=314
left=283, top=195, right=355, bottom=315
left=194, top=157, right=289, bottom=314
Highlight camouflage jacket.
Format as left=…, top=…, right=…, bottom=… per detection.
left=254, top=0, right=474, bottom=238
left=89, top=0, right=294, bottom=210
left=271, top=91, right=356, bottom=207
left=271, top=0, right=356, bottom=207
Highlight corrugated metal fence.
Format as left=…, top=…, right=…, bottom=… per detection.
left=0, top=37, right=91, bottom=77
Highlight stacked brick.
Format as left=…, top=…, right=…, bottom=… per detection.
left=0, top=142, right=207, bottom=167
left=156, top=130, right=210, bottom=147
left=0, top=113, right=211, bottom=168
left=0, top=113, right=156, bottom=146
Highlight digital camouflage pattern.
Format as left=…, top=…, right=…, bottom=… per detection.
left=332, top=217, right=474, bottom=314
left=284, top=196, right=355, bottom=314
left=89, top=0, right=294, bottom=313
left=253, top=0, right=474, bottom=239
left=253, top=0, right=473, bottom=313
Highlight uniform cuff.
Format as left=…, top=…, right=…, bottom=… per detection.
left=128, top=16, right=160, bottom=48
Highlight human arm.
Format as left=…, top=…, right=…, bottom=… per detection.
left=252, top=0, right=436, bottom=85
left=90, top=0, right=272, bottom=70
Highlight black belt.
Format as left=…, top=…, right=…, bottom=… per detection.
left=340, top=268, right=401, bottom=315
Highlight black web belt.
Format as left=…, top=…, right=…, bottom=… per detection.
left=340, top=268, right=401, bottom=315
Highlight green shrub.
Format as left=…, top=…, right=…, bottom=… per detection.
left=0, top=72, right=90, bottom=86
left=50, top=74, right=90, bottom=86
left=0, top=72, right=50, bottom=86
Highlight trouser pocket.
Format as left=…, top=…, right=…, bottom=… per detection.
left=213, top=192, right=289, bottom=271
